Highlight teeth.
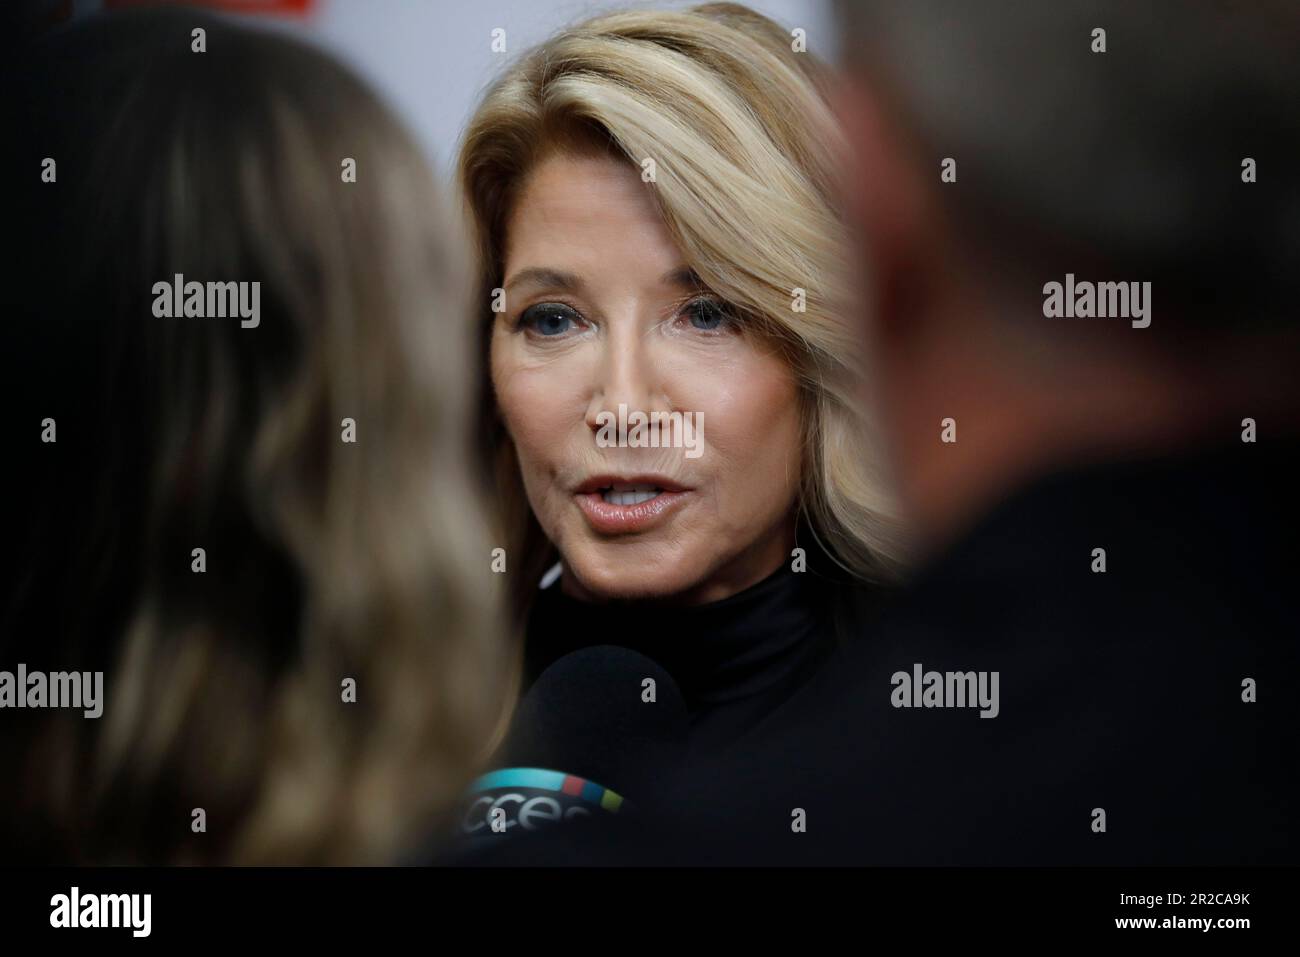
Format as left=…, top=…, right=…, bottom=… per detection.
left=602, top=487, right=662, bottom=506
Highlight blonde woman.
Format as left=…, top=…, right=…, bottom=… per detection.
left=4, top=10, right=509, bottom=864
left=459, top=3, right=907, bottom=766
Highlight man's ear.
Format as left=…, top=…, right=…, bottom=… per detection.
left=830, top=73, right=938, bottom=345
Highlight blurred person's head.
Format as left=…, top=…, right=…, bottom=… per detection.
left=833, top=0, right=1300, bottom=552
left=459, top=2, right=905, bottom=618
left=4, top=10, right=508, bottom=864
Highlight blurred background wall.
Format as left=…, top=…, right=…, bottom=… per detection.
left=67, top=0, right=834, bottom=179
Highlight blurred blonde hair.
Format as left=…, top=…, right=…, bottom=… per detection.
left=6, top=11, right=508, bottom=864
left=459, top=2, right=907, bottom=620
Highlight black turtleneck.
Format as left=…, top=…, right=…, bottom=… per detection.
left=521, top=550, right=881, bottom=761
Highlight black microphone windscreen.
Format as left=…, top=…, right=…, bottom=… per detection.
left=501, top=645, right=688, bottom=800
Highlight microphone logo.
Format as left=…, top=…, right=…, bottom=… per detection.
left=460, top=767, right=625, bottom=836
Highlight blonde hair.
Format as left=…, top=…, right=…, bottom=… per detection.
left=459, top=2, right=907, bottom=620
left=6, top=11, right=508, bottom=864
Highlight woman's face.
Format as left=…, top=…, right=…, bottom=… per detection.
left=492, top=152, right=802, bottom=604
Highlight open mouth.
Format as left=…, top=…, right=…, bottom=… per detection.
left=573, top=477, right=690, bottom=534
left=597, top=483, right=665, bottom=506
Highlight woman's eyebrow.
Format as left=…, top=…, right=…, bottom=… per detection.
left=661, top=266, right=704, bottom=290
left=503, top=267, right=584, bottom=294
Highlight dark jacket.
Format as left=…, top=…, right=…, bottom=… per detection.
left=475, top=438, right=1300, bottom=865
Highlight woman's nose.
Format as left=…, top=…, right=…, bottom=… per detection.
left=584, top=328, right=672, bottom=435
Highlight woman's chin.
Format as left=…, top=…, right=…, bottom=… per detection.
left=559, top=553, right=706, bottom=604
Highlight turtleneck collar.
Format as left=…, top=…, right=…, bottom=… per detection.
left=522, top=559, right=836, bottom=717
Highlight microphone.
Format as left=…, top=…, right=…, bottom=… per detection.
left=458, top=645, right=688, bottom=840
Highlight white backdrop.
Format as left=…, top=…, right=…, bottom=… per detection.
left=74, top=0, right=834, bottom=179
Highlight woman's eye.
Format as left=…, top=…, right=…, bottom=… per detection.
left=519, top=302, right=580, bottom=337
left=683, top=297, right=731, bottom=332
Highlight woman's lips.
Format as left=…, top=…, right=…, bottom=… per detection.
left=574, top=488, right=690, bottom=534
